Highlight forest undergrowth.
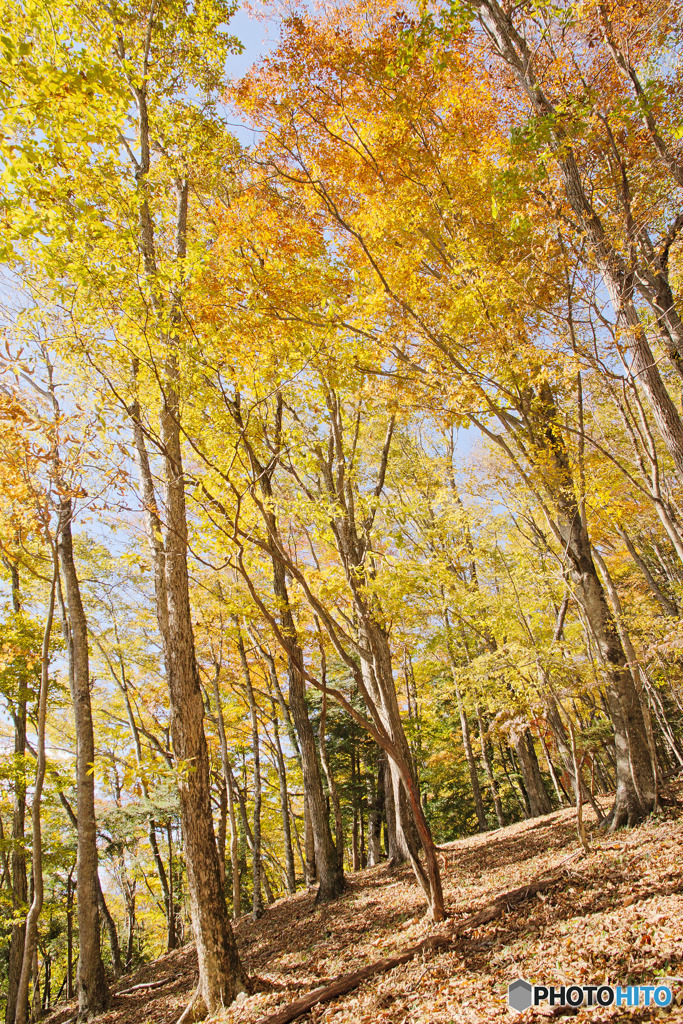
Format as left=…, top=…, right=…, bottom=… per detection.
left=43, top=789, right=683, bottom=1024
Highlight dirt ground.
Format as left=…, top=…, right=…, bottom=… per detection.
left=44, top=791, right=683, bottom=1024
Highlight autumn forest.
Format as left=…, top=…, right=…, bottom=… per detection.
left=1, top=0, right=683, bottom=1021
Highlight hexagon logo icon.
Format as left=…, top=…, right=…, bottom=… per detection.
left=508, top=978, right=533, bottom=1012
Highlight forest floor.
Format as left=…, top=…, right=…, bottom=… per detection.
left=45, top=786, right=683, bottom=1024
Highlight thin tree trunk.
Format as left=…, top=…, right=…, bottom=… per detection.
left=66, top=865, right=74, bottom=1000
left=14, top=566, right=56, bottom=1024
left=211, top=662, right=241, bottom=918
left=318, top=688, right=345, bottom=875
left=365, top=758, right=382, bottom=866
left=228, top=773, right=240, bottom=918
left=268, top=696, right=296, bottom=894
left=303, top=795, right=317, bottom=887
left=5, top=560, right=27, bottom=1024
left=476, top=709, right=505, bottom=827
left=234, top=620, right=263, bottom=921
left=96, top=879, right=123, bottom=978
left=228, top=400, right=343, bottom=901
left=511, top=727, right=554, bottom=817
left=443, top=610, right=487, bottom=830
left=58, top=503, right=110, bottom=1018
left=616, top=525, right=678, bottom=616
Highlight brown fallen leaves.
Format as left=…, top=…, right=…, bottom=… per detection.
left=42, top=787, right=683, bottom=1024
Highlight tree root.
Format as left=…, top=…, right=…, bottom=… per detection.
left=176, top=985, right=206, bottom=1024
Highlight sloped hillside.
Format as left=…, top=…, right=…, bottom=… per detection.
left=45, top=795, right=683, bottom=1024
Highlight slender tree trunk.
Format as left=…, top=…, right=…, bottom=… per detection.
left=318, top=690, right=345, bottom=875
left=211, top=663, right=241, bottom=917
left=476, top=709, right=505, bottom=828
left=538, top=728, right=568, bottom=807
left=268, top=696, right=297, bottom=894
left=14, top=567, right=56, bottom=1024
left=500, top=741, right=530, bottom=817
left=443, top=612, right=486, bottom=830
left=125, top=892, right=136, bottom=969
left=5, top=562, right=27, bottom=1024
left=224, top=760, right=275, bottom=906
left=216, top=779, right=228, bottom=886
left=96, top=879, right=123, bottom=978
left=66, top=866, right=74, bottom=1000
left=234, top=620, right=263, bottom=921
left=58, top=504, right=110, bottom=1019
left=231, top=408, right=343, bottom=901
left=365, top=759, right=382, bottom=866
left=303, top=795, right=317, bottom=888
left=511, top=726, right=554, bottom=817
left=228, top=774, right=240, bottom=918
left=616, top=525, right=678, bottom=616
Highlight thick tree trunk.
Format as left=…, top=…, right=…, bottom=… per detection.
left=159, top=376, right=248, bottom=1012
left=553, top=505, right=656, bottom=827
left=491, top=371, right=656, bottom=828
left=58, top=503, right=110, bottom=1020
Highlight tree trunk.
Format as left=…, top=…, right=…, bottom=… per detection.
left=616, top=525, right=678, bottom=616
left=230, top=403, right=343, bottom=902
left=96, top=877, right=123, bottom=977
left=58, top=503, right=110, bottom=1019
left=234, top=620, right=263, bottom=921
left=66, top=866, right=74, bottom=1000
left=211, top=663, right=241, bottom=918
left=14, top=568, right=55, bottom=1024
left=5, top=562, right=27, bottom=1024
left=269, top=698, right=297, bottom=894
left=443, top=613, right=487, bottom=830
left=318, top=690, right=345, bottom=875
left=511, top=726, right=553, bottom=817
left=159, top=363, right=248, bottom=1011
left=303, top=794, right=317, bottom=888
left=476, top=709, right=505, bottom=828
left=365, top=760, right=383, bottom=866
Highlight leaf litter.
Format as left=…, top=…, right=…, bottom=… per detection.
left=43, top=785, right=683, bottom=1024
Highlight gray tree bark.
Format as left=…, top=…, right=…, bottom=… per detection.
left=58, top=500, right=110, bottom=1019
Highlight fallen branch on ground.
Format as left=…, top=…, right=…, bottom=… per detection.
left=115, top=977, right=172, bottom=996
left=252, top=860, right=580, bottom=1024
